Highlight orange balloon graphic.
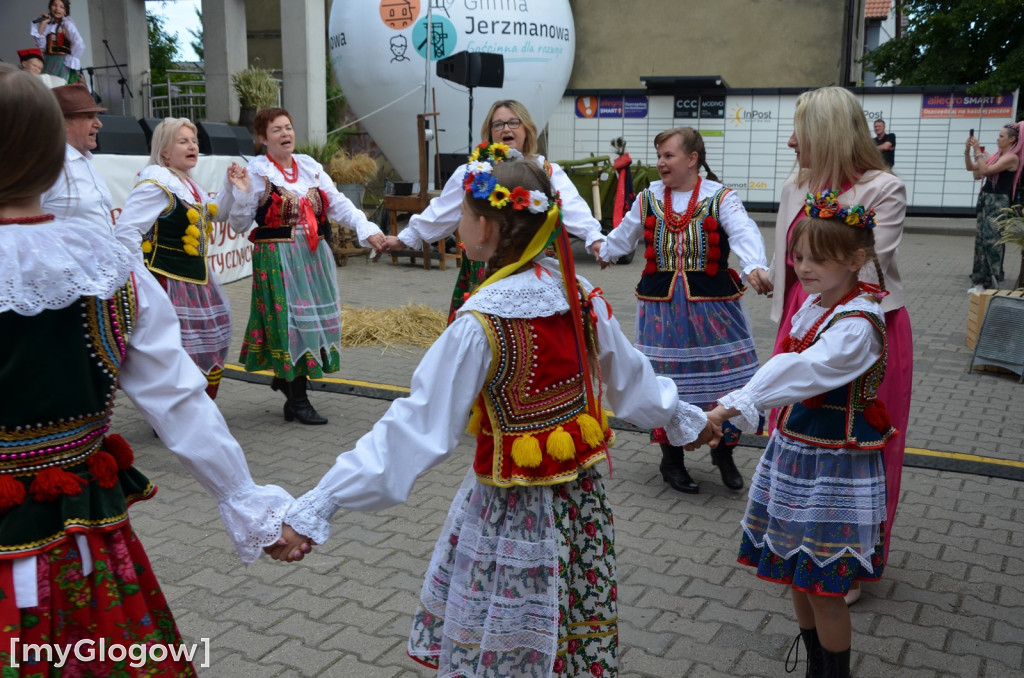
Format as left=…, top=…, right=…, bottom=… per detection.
left=380, top=0, right=420, bottom=30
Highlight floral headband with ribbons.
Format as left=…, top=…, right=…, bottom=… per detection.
left=804, top=190, right=876, bottom=229
left=463, top=142, right=558, bottom=214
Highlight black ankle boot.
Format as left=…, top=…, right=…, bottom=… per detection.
left=284, top=376, right=328, bottom=425
left=659, top=444, right=698, bottom=493
left=710, top=443, right=744, bottom=490
left=270, top=376, right=288, bottom=397
left=820, top=647, right=850, bottom=678
left=785, top=627, right=822, bottom=677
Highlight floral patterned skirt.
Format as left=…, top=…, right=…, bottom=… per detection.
left=737, top=433, right=887, bottom=596
left=240, top=237, right=341, bottom=379
left=408, top=467, right=617, bottom=677
left=635, top=289, right=758, bottom=446
left=0, top=526, right=195, bottom=676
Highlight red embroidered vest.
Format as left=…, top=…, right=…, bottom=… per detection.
left=468, top=311, right=612, bottom=487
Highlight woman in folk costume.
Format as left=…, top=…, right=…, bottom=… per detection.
left=380, top=99, right=606, bottom=320
left=273, top=157, right=720, bottom=677
left=29, top=0, right=84, bottom=83
left=767, top=87, right=911, bottom=605
left=709, top=193, right=895, bottom=678
left=599, top=127, right=771, bottom=494
left=0, top=64, right=300, bottom=676
left=226, top=107, right=385, bottom=424
left=116, top=117, right=233, bottom=399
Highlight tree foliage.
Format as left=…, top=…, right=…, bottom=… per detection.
left=147, top=11, right=180, bottom=84
left=862, top=1, right=1024, bottom=95
left=189, top=7, right=204, bottom=62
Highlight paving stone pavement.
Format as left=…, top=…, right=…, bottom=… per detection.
left=111, top=217, right=1024, bottom=676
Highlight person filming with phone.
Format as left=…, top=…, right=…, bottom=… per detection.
left=964, top=123, right=1023, bottom=293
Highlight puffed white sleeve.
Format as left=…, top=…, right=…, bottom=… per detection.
left=319, top=170, right=383, bottom=245
left=718, top=190, right=768, bottom=275
left=284, top=315, right=491, bottom=545
left=117, top=263, right=293, bottom=564
left=114, top=180, right=168, bottom=262
left=718, top=315, right=883, bottom=431
left=590, top=293, right=708, bottom=447
left=598, top=193, right=643, bottom=262
left=30, top=22, right=46, bottom=49
left=227, top=173, right=265, bottom=234
left=64, top=18, right=85, bottom=70
left=400, top=167, right=468, bottom=249
left=550, top=163, right=605, bottom=249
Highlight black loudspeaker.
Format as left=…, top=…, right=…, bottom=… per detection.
left=436, top=51, right=504, bottom=88
left=94, top=115, right=149, bottom=155
left=438, top=152, right=467, bottom=186
left=198, top=121, right=247, bottom=156
left=137, top=118, right=165, bottom=151
left=231, top=125, right=258, bottom=156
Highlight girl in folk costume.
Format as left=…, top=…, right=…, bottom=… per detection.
left=708, top=192, right=895, bottom=678
left=116, top=118, right=233, bottom=399
left=273, top=159, right=720, bottom=677
left=0, top=64, right=301, bottom=676
left=380, top=99, right=606, bottom=321
left=226, top=107, right=385, bottom=424
left=599, top=127, right=771, bottom=494
left=29, top=0, right=85, bottom=83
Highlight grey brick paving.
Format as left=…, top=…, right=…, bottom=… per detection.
left=110, top=220, right=1024, bottom=676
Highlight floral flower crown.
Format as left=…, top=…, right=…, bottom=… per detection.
left=462, top=142, right=559, bottom=213
left=804, top=190, right=876, bottom=229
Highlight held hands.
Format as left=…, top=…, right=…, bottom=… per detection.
left=366, top=232, right=387, bottom=253
left=687, top=417, right=723, bottom=451
left=264, top=523, right=315, bottom=562
left=747, top=268, right=773, bottom=297
left=227, top=162, right=251, bottom=193
left=589, top=240, right=605, bottom=263
left=379, top=235, right=404, bottom=253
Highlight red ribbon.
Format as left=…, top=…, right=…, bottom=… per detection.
left=300, top=198, right=319, bottom=253
left=584, top=287, right=613, bottom=323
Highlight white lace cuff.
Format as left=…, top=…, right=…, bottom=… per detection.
left=283, top=486, right=338, bottom=547
left=665, top=401, right=708, bottom=447
left=217, top=483, right=294, bottom=565
left=718, top=390, right=761, bottom=432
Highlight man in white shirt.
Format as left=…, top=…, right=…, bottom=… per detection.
left=41, top=84, right=116, bottom=235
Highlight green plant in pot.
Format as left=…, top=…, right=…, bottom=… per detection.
left=231, top=64, right=280, bottom=150
left=328, top=149, right=378, bottom=208
left=994, top=204, right=1024, bottom=289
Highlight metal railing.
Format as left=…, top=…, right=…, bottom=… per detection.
left=143, top=68, right=207, bottom=120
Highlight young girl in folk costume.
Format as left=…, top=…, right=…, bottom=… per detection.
left=380, top=99, right=605, bottom=321
left=29, top=0, right=84, bottom=83
left=275, top=159, right=720, bottom=677
left=116, top=118, right=233, bottom=399
left=599, top=127, right=771, bottom=494
left=0, top=64, right=300, bottom=676
left=708, top=192, right=895, bottom=678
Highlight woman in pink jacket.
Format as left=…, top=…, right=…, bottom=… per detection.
left=766, top=87, right=911, bottom=605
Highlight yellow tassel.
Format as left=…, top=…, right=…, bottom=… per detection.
left=577, top=414, right=605, bottom=448
left=511, top=434, right=542, bottom=468
left=467, top=404, right=483, bottom=435
left=546, top=426, right=576, bottom=461
left=600, top=408, right=611, bottom=430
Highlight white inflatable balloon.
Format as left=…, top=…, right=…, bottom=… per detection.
left=328, top=0, right=576, bottom=182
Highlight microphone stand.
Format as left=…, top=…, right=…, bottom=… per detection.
left=102, top=39, right=132, bottom=116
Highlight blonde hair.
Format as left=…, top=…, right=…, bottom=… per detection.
left=0, top=63, right=66, bottom=207
left=653, top=127, right=719, bottom=182
left=793, top=87, right=890, bottom=193
left=148, top=117, right=198, bottom=168
left=481, top=99, right=539, bottom=157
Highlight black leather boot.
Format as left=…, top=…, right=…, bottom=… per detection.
left=711, top=443, right=744, bottom=490
left=283, top=376, right=328, bottom=425
left=659, top=444, right=698, bottom=493
left=270, top=376, right=288, bottom=397
left=799, top=627, right=823, bottom=677
left=820, top=647, right=850, bottom=678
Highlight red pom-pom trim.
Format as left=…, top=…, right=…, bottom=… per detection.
left=707, top=246, right=721, bottom=262
left=863, top=400, right=891, bottom=432
left=702, top=215, right=718, bottom=231
left=706, top=262, right=720, bottom=277
left=30, top=467, right=87, bottom=502
left=707, top=231, right=720, bottom=246
left=104, top=434, right=135, bottom=470
left=0, top=475, right=26, bottom=512
left=644, top=215, right=656, bottom=228
left=644, top=245, right=655, bottom=260
left=88, top=450, right=120, bottom=489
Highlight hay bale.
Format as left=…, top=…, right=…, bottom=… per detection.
left=341, top=304, right=447, bottom=352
